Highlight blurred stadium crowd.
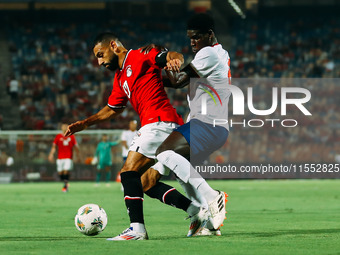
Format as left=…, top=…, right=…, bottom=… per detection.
left=1, top=13, right=339, bottom=165
left=5, top=19, right=187, bottom=130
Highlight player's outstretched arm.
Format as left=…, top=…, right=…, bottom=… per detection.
left=110, top=141, right=120, bottom=147
left=164, top=63, right=201, bottom=89
left=164, top=70, right=189, bottom=89
left=140, top=43, right=184, bottom=72
left=140, top=44, right=186, bottom=86
left=64, top=106, right=124, bottom=137
left=48, top=144, right=56, bottom=163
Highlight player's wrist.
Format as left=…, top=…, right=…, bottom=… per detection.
left=82, top=119, right=90, bottom=128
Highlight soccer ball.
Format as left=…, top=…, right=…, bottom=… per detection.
left=74, top=204, right=108, bottom=236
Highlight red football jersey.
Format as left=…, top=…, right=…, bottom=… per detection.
left=107, top=49, right=184, bottom=127
left=53, top=134, right=77, bottom=159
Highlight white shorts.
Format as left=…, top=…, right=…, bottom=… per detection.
left=129, top=121, right=179, bottom=159
left=56, top=159, right=73, bottom=172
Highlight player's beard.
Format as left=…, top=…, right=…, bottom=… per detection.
left=104, top=54, right=119, bottom=71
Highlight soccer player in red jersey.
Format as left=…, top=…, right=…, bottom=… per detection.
left=65, top=33, right=209, bottom=240
left=48, top=123, right=81, bottom=192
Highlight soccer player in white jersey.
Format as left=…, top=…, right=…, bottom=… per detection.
left=121, top=120, right=138, bottom=162
left=150, top=13, right=231, bottom=236
left=116, top=120, right=137, bottom=182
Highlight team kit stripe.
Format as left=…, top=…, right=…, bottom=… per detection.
left=218, top=196, right=224, bottom=211
left=228, top=58, right=232, bottom=84
left=124, top=196, right=144, bottom=201
left=121, top=49, right=131, bottom=70
left=162, top=188, right=176, bottom=203
left=121, top=234, right=135, bottom=240
left=190, top=221, right=198, bottom=230
left=107, top=104, right=126, bottom=109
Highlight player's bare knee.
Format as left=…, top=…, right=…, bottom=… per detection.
left=141, top=170, right=159, bottom=192
left=120, top=168, right=136, bottom=173
left=142, top=178, right=155, bottom=192
left=121, top=157, right=138, bottom=172
left=120, top=164, right=136, bottom=173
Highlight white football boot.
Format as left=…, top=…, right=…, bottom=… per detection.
left=187, top=207, right=210, bottom=237
left=107, top=227, right=148, bottom=241
left=207, top=191, right=228, bottom=230
left=195, top=227, right=222, bottom=236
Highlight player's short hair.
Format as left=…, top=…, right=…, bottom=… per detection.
left=93, top=32, right=121, bottom=47
left=187, top=13, right=214, bottom=33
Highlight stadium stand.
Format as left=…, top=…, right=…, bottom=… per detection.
left=0, top=10, right=339, bottom=168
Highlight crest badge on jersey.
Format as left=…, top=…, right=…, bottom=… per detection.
left=62, top=137, right=71, bottom=146
left=126, top=65, right=132, bottom=77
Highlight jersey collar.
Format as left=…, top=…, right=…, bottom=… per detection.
left=120, top=49, right=132, bottom=71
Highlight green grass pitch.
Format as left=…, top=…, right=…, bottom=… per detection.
left=0, top=180, right=339, bottom=255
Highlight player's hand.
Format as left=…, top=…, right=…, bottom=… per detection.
left=48, top=154, right=54, bottom=163
left=165, top=59, right=182, bottom=73
left=64, top=121, right=88, bottom=137
left=139, top=44, right=166, bottom=54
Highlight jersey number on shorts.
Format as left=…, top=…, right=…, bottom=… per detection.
left=122, top=81, right=131, bottom=98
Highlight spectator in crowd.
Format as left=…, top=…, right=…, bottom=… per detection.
left=8, top=75, right=19, bottom=101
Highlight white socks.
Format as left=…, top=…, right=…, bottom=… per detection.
left=186, top=202, right=200, bottom=217
left=157, top=150, right=218, bottom=203
left=177, top=177, right=208, bottom=209
left=194, top=180, right=219, bottom=203
left=157, top=150, right=190, bottom=182
left=130, top=223, right=146, bottom=233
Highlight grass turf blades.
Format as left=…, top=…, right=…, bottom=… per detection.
left=0, top=180, right=339, bottom=255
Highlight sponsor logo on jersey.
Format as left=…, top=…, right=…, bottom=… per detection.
left=198, top=81, right=223, bottom=106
